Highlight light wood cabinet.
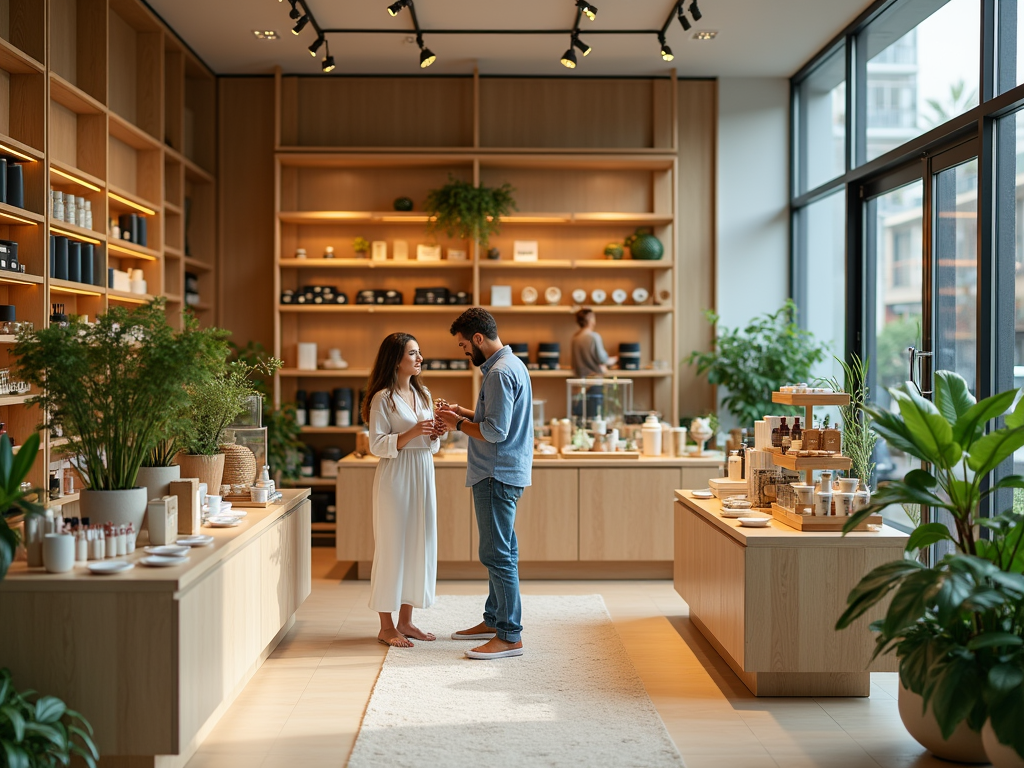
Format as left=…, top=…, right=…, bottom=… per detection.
left=579, top=468, right=679, bottom=560
left=436, top=466, right=472, bottom=561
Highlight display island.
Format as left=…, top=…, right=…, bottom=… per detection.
left=337, top=452, right=723, bottom=578
left=0, top=489, right=311, bottom=768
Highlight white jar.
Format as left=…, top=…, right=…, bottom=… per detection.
left=641, top=414, right=662, bottom=457
left=43, top=533, right=75, bottom=573
left=814, top=491, right=832, bottom=517
left=728, top=451, right=742, bottom=481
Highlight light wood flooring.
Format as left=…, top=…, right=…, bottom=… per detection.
left=184, top=549, right=954, bottom=768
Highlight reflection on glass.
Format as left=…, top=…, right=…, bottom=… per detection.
left=797, top=43, right=846, bottom=193
left=795, top=189, right=845, bottom=381
left=999, top=110, right=1024, bottom=486
left=864, top=0, right=980, bottom=163
left=867, top=180, right=923, bottom=530
left=934, top=158, right=978, bottom=392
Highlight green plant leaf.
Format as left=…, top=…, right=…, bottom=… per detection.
left=928, top=654, right=985, bottom=739
left=966, top=632, right=1023, bottom=650
left=891, top=387, right=962, bottom=467
left=1005, top=390, right=1024, bottom=429
left=989, top=684, right=1024, bottom=761
left=2, top=704, right=25, bottom=741
left=67, top=724, right=98, bottom=758
left=905, top=523, right=955, bottom=553
left=835, top=559, right=926, bottom=628
left=953, top=389, right=1018, bottom=447
left=1, top=741, right=29, bottom=768
left=23, top=721, right=66, bottom=750
left=882, top=569, right=944, bottom=636
left=967, top=426, right=1024, bottom=476
left=989, top=663, right=1024, bottom=692
left=867, top=403, right=933, bottom=462
left=935, top=371, right=976, bottom=425
left=34, top=696, right=65, bottom=724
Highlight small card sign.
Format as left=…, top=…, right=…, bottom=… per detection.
left=447, top=248, right=468, bottom=261
left=393, top=240, right=409, bottom=261
left=513, top=240, right=539, bottom=262
left=416, top=244, right=442, bottom=261
left=371, top=241, right=388, bottom=261
left=490, top=285, right=512, bottom=307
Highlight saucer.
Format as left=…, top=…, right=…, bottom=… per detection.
left=521, top=286, right=538, bottom=305
left=145, top=545, right=190, bottom=557
left=632, top=287, right=650, bottom=304
left=87, top=561, right=135, bottom=575
left=691, top=489, right=713, bottom=499
left=738, top=517, right=772, bottom=528
left=140, top=555, right=189, bottom=567
left=544, top=286, right=562, bottom=305
left=590, top=289, right=607, bottom=304
left=205, top=516, right=241, bottom=528
left=176, top=535, right=215, bottom=547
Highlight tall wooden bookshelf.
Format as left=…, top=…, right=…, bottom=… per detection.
left=0, top=0, right=218, bottom=492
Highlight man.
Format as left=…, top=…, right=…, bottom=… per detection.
left=437, top=307, right=532, bottom=660
left=571, top=307, right=618, bottom=377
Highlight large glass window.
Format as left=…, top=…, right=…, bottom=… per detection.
left=796, top=44, right=846, bottom=194
left=864, top=0, right=980, bottom=163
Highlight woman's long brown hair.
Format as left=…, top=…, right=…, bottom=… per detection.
left=361, top=332, right=429, bottom=424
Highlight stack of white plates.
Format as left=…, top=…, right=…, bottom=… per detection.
left=87, top=561, right=134, bottom=575
left=140, top=555, right=189, bottom=567
left=204, top=515, right=242, bottom=528
left=177, top=535, right=215, bottom=547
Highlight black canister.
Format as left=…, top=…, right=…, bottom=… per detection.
left=300, top=445, right=316, bottom=477
left=67, top=241, right=81, bottom=283
left=0, top=158, right=6, bottom=204
left=49, top=235, right=55, bottom=276
left=320, top=446, right=343, bottom=479
left=307, top=391, right=332, bottom=428
left=53, top=236, right=68, bottom=280
left=5, top=163, right=23, bottom=209
left=138, top=216, right=148, bottom=247
left=332, top=388, right=353, bottom=427
left=619, top=342, right=641, bottom=370
left=509, top=343, right=530, bottom=366
left=537, top=342, right=560, bottom=370
left=0, top=305, right=15, bottom=323
left=81, top=243, right=94, bottom=285
left=295, top=389, right=308, bottom=427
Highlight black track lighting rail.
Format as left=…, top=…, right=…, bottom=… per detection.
left=315, top=27, right=683, bottom=35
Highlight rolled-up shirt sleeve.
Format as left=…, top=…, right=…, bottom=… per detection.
left=592, top=332, right=609, bottom=364
left=369, top=394, right=399, bottom=458
left=478, top=371, right=515, bottom=443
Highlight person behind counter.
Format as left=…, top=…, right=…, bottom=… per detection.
left=571, top=308, right=618, bottom=377
left=363, top=332, right=447, bottom=648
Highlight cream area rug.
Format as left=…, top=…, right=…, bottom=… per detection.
left=348, top=594, right=686, bottom=768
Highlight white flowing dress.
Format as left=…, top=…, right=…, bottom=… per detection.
left=367, top=388, right=439, bottom=612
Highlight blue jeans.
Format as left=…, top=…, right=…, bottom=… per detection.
left=472, top=478, right=523, bottom=643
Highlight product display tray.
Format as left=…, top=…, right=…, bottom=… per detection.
left=560, top=448, right=641, bottom=460
left=222, top=496, right=273, bottom=508
left=770, top=452, right=852, bottom=471
left=771, top=503, right=881, bottom=532
left=709, top=477, right=747, bottom=498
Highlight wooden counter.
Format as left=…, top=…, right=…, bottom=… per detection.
left=338, top=451, right=723, bottom=579
left=674, top=490, right=907, bottom=697
left=0, top=489, right=312, bottom=768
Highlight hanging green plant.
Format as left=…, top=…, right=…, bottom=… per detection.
left=424, top=175, right=517, bottom=249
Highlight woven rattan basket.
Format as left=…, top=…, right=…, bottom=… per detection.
left=220, top=443, right=258, bottom=486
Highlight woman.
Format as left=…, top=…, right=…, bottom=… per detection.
left=363, top=332, right=445, bottom=647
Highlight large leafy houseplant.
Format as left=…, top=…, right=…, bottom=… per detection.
left=686, top=300, right=828, bottom=427
left=0, top=434, right=43, bottom=582
left=836, top=372, right=1024, bottom=759
left=424, top=175, right=517, bottom=249
left=12, top=301, right=225, bottom=490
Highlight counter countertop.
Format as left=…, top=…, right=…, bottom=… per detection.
left=1, top=489, right=311, bottom=594
left=674, top=490, right=908, bottom=548
left=340, top=451, right=725, bottom=469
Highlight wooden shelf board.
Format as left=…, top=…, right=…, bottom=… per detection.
left=277, top=367, right=469, bottom=378
left=282, top=477, right=336, bottom=488
left=164, top=245, right=183, bottom=258
left=0, top=393, right=32, bottom=406
left=50, top=221, right=105, bottom=244
left=49, top=72, right=105, bottom=115
left=0, top=37, right=44, bottom=74
left=300, top=426, right=363, bottom=434
left=770, top=453, right=852, bottom=471
left=274, top=150, right=675, bottom=170
left=772, top=392, right=851, bottom=406
left=107, top=240, right=160, bottom=261
left=278, top=304, right=460, bottom=314
left=0, top=203, right=43, bottom=226
left=278, top=258, right=472, bottom=269
left=49, top=278, right=103, bottom=297
left=276, top=151, right=477, bottom=169
left=311, top=522, right=337, bottom=533
left=49, top=437, right=69, bottom=448
left=107, top=184, right=160, bottom=215
left=479, top=259, right=671, bottom=269
left=50, top=161, right=106, bottom=193
left=168, top=149, right=214, bottom=184
left=108, top=112, right=162, bottom=152
left=0, top=335, right=15, bottom=343
left=164, top=293, right=183, bottom=303
left=482, top=305, right=671, bottom=314
left=277, top=211, right=673, bottom=227
left=164, top=201, right=183, bottom=216
left=183, top=256, right=213, bottom=272
left=420, top=369, right=472, bottom=377
left=0, top=272, right=43, bottom=286
left=279, top=211, right=431, bottom=225
left=46, top=493, right=81, bottom=508
left=107, top=289, right=153, bottom=304
left=186, top=302, right=213, bottom=311
left=528, top=368, right=672, bottom=379
left=0, top=133, right=44, bottom=162
left=771, top=504, right=881, bottom=533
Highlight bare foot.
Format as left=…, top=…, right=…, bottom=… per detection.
left=397, top=622, right=436, bottom=641
left=378, top=628, right=414, bottom=648
left=453, top=621, right=496, bottom=638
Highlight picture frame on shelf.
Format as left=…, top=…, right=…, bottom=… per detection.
left=513, top=240, right=539, bottom=262
left=371, top=241, right=387, bottom=261
left=416, top=244, right=441, bottom=261
left=447, top=248, right=468, bottom=261
left=490, top=285, right=513, bottom=307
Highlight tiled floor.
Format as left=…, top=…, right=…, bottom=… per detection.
left=184, top=549, right=953, bottom=768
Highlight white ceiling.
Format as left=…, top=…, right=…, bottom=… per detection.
left=146, top=0, right=869, bottom=78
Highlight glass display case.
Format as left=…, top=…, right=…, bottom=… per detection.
left=566, top=378, right=634, bottom=432
left=221, top=426, right=268, bottom=484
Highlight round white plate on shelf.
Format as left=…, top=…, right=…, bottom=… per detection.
left=612, top=289, right=628, bottom=305
left=571, top=288, right=587, bottom=304
left=738, top=517, right=772, bottom=528
left=201, top=502, right=232, bottom=515
left=176, top=535, right=214, bottom=547
left=721, top=508, right=758, bottom=518
left=591, top=289, right=607, bottom=304
left=632, top=287, right=650, bottom=304
left=87, top=561, right=135, bottom=575
left=144, top=545, right=190, bottom=557
left=521, top=286, right=538, bottom=305
left=691, top=489, right=713, bottom=499
left=544, top=286, right=562, bottom=305
left=140, top=555, right=189, bottom=567
left=204, top=516, right=241, bottom=528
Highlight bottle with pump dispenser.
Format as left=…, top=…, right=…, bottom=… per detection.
left=641, top=413, right=662, bottom=457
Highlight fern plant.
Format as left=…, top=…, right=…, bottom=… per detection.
left=424, top=175, right=517, bottom=249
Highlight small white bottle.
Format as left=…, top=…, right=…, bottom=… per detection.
left=728, top=450, right=742, bottom=481
left=53, top=191, right=65, bottom=221
left=75, top=530, right=87, bottom=562
left=125, top=523, right=136, bottom=553
left=116, top=525, right=126, bottom=556
left=66, top=195, right=76, bottom=225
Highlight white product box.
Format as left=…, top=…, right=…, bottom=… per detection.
left=513, top=240, right=539, bottom=262
left=416, top=244, right=442, bottom=261
left=110, top=268, right=131, bottom=292
left=393, top=240, right=409, bottom=260
left=490, top=285, right=512, bottom=307
left=371, top=241, right=388, bottom=261
left=147, top=496, right=179, bottom=545
left=447, top=248, right=468, bottom=261
left=298, top=342, right=318, bottom=370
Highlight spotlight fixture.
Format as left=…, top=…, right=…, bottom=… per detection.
left=576, top=0, right=597, bottom=20
left=322, top=46, right=336, bottom=73
left=288, top=0, right=300, bottom=20
left=658, top=35, right=674, bottom=61
left=387, top=0, right=410, bottom=16
left=677, top=5, right=691, bottom=32
left=292, top=14, right=309, bottom=34
left=572, top=34, right=592, bottom=56
left=308, top=35, right=324, bottom=56
left=688, top=0, right=702, bottom=21
left=415, top=33, right=436, bottom=68
left=560, top=44, right=577, bottom=69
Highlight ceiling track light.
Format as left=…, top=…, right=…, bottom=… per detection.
left=322, top=42, right=336, bottom=72
left=416, top=32, right=436, bottom=68
left=292, top=14, right=309, bottom=34
left=688, top=0, right=702, bottom=21
left=575, top=0, right=597, bottom=21
left=572, top=34, right=591, bottom=56
left=560, top=36, right=578, bottom=68
left=677, top=5, right=692, bottom=32
left=658, top=35, right=674, bottom=61
left=387, top=0, right=410, bottom=16
left=288, top=0, right=300, bottom=20
left=308, top=34, right=324, bottom=56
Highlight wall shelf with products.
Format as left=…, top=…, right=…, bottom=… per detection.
left=0, top=0, right=219, bottom=488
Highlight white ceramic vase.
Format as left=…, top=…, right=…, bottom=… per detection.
left=983, top=720, right=1024, bottom=768
left=79, top=488, right=149, bottom=534
left=897, top=684, right=988, bottom=764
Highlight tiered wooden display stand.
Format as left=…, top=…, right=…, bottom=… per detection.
left=0, top=0, right=217, bottom=492
left=768, top=391, right=881, bottom=532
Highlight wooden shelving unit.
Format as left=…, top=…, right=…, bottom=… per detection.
left=0, top=0, right=218, bottom=492
left=272, top=70, right=679, bottom=462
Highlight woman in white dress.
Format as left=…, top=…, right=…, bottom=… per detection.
left=363, top=332, right=445, bottom=647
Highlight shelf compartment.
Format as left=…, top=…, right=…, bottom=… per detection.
left=0, top=272, right=43, bottom=286
left=108, top=0, right=162, bottom=143
left=50, top=161, right=105, bottom=192
left=108, top=111, right=161, bottom=152
left=770, top=453, right=852, bottom=472
left=48, top=78, right=107, bottom=182
left=48, top=0, right=107, bottom=107
left=50, top=222, right=104, bottom=244
left=0, top=134, right=44, bottom=162
left=108, top=184, right=158, bottom=215
left=46, top=492, right=81, bottom=508
left=49, top=278, right=103, bottom=297
left=0, top=203, right=42, bottom=226
left=49, top=72, right=105, bottom=115
left=107, top=288, right=152, bottom=304
left=482, top=305, right=672, bottom=314
left=164, top=200, right=182, bottom=216
left=107, top=240, right=159, bottom=261
left=0, top=36, right=43, bottom=75
left=278, top=258, right=473, bottom=269
left=278, top=305, right=463, bottom=314
left=0, top=1, right=46, bottom=69
left=164, top=245, right=183, bottom=258
left=183, top=256, right=212, bottom=272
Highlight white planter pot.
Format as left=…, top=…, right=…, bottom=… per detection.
left=984, top=720, right=1024, bottom=768
left=135, top=465, right=181, bottom=502
left=78, top=488, right=148, bottom=537
left=898, top=684, right=988, bottom=764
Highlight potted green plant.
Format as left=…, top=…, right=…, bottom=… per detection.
left=13, top=301, right=226, bottom=532
left=836, top=372, right=1024, bottom=764
left=176, top=357, right=282, bottom=493
left=821, top=353, right=877, bottom=490
left=686, top=300, right=828, bottom=428
left=424, top=174, right=517, bottom=249
left=352, top=237, right=370, bottom=258
left=0, top=433, right=44, bottom=580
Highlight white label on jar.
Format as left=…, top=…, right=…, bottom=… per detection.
left=335, top=410, right=351, bottom=427
left=321, top=461, right=339, bottom=478
left=309, top=408, right=331, bottom=428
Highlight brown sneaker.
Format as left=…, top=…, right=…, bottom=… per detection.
left=451, top=621, right=496, bottom=640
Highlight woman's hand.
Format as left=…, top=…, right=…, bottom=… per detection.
left=397, top=419, right=440, bottom=449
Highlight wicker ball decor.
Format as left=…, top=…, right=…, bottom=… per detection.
left=220, top=443, right=258, bottom=486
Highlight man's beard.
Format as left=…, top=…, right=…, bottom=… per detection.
left=469, top=341, right=487, bottom=367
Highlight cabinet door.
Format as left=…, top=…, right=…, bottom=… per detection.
left=471, top=469, right=579, bottom=561
left=335, top=467, right=375, bottom=561
left=579, top=468, right=679, bottom=560
left=435, top=468, right=472, bottom=561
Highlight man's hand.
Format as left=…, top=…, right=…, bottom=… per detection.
left=437, top=409, right=462, bottom=430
